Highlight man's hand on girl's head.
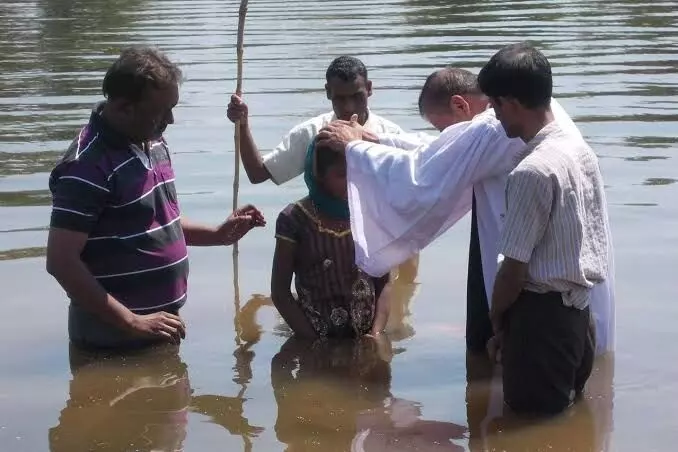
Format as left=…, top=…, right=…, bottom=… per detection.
left=316, top=115, right=365, bottom=152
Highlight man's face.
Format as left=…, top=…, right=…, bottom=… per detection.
left=126, top=83, right=179, bottom=142
left=489, top=96, right=521, bottom=138
left=326, top=76, right=372, bottom=123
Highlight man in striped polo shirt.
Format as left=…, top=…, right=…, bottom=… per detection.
left=480, top=43, right=610, bottom=414
left=46, top=46, right=265, bottom=350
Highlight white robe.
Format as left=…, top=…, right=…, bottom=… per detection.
left=345, top=99, right=615, bottom=354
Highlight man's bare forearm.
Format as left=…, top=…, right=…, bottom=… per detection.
left=238, top=123, right=271, bottom=184
left=490, top=257, right=527, bottom=333
left=181, top=219, right=218, bottom=246
left=47, top=256, right=135, bottom=331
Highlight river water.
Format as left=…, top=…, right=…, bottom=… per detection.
left=1, top=0, right=677, bottom=450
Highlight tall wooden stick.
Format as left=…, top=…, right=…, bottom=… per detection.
left=233, top=0, right=248, bottom=214
left=232, top=0, right=249, bottom=344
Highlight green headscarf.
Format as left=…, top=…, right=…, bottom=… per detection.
left=304, top=139, right=350, bottom=220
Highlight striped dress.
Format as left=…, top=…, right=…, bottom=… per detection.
left=275, top=198, right=388, bottom=338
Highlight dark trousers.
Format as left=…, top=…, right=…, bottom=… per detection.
left=502, top=290, right=595, bottom=415
left=68, top=302, right=179, bottom=351
left=466, top=191, right=494, bottom=353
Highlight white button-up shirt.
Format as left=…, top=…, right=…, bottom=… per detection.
left=263, top=110, right=403, bottom=185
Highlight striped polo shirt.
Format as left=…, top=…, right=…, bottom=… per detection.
left=49, top=103, right=188, bottom=313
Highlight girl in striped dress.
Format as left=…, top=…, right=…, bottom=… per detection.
left=271, top=140, right=391, bottom=340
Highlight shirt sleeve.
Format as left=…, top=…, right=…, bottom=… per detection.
left=377, top=132, right=437, bottom=152
left=498, top=167, right=553, bottom=263
left=49, top=159, right=111, bottom=233
left=345, top=115, right=524, bottom=277
left=275, top=208, right=299, bottom=244
left=263, top=126, right=313, bottom=185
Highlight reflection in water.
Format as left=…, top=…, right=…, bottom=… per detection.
left=271, top=336, right=467, bottom=452
left=192, top=294, right=266, bottom=451
left=48, top=345, right=191, bottom=452
left=465, top=353, right=615, bottom=452
left=642, top=178, right=677, bottom=186
left=48, top=294, right=270, bottom=452
left=623, top=156, right=669, bottom=162
left=0, top=151, right=62, bottom=176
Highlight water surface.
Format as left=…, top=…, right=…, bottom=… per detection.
left=1, top=0, right=677, bottom=450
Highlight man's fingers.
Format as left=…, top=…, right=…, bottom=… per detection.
left=319, top=123, right=341, bottom=134
left=237, top=203, right=256, bottom=212
left=162, top=313, right=186, bottom=339
left=158, top=324, right=180, bottom=344
left=328, top=120, right=353, bottom=126
left=163, top=312, right=182, bottom=323
left=156, top=330, right=174, bottom=343
left=165, top=317, right=186, bottom=337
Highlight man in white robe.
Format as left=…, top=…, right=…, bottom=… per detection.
left=394, top=67, right=497, bottom=353
left=315, top=75, right=615, bottom=357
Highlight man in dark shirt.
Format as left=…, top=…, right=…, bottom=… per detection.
left=46, top=46, right=265, bottom=350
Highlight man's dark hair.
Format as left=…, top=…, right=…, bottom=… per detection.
left=103, top=46, right=183, bottom=102
left=326, top=56, right=368, bottom=82
left=477, top=42, right=552, bottom=109
left=315, top=144, right=345, bottom=177
left=418, top=67, right=481, bottom=116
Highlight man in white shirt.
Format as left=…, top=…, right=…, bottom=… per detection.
left=315, top=61, right=615, bottom=361
left=227, top=55, right=403, bottom=185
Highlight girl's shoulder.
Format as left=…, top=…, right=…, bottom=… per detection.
left=277, top=197, right=314, bottom=231
left=279, top=196, right=311, bottom=218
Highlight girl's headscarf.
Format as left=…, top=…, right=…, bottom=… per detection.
left=304, top=139, right=350, bottom=220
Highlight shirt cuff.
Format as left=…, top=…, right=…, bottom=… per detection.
left=498, top=243, right=532, bottom=264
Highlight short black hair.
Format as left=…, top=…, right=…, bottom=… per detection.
left=477, top=42, right=552, bottom=109
left=315, top=144, right=345, bottom=177
left=103, top=46, right=183, bottom=102
left=326, top=56, right=368, bottom=83
left=418, top=67, right=481, bottom=116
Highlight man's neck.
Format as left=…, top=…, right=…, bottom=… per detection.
left=521, top=108, right=555, bottom=142
left=100, top=103, right=142, bottom=146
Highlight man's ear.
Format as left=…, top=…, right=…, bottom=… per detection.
left=325, top=83, right=331, bottom=100
left=449, top=95, right=470, bottom=114
left=108, top=97, right=134, bottom=116
left=366, top=80, right=373, bottom=97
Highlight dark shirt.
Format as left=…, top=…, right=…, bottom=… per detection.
left=49, top=103, right=188, bottom=313
left=275, top=198, right=388, bottom=338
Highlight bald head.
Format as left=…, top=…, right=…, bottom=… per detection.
left=418, top=67, right=488, bottom=131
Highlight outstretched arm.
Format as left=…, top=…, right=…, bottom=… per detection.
left=181, top=204, right=265, bottom=246
left=317, top=114, right=518, bottom=276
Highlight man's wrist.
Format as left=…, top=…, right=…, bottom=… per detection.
left=112, top=298, right=139, bottom=331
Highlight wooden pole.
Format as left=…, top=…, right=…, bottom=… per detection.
left=232, top=0, right=249, bottom=345
left=233, top=0, right=248, bottom=213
